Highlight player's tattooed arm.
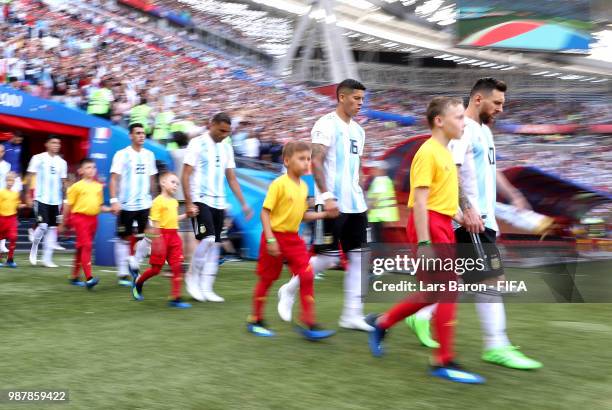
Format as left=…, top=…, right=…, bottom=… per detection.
left=311, top=143, right=328, bottom=193
left=458, top=181, right=472, bottom=211
left=457, top=166, right=484, bottom=233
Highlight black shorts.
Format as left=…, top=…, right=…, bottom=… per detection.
left=191, top=202, right=224, bottom=242
left=455, top=227, right=504, bottom=284
left=314, top=211, right=368, bottom=255
left=34, top=202, right=60, bottom=227
left=116, top=209, right=150, bottom=238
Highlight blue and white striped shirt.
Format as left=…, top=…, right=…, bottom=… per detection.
left=184, top=132, right=236, bottom=210
left=312, top=112, right=367, bottom=214
left=110, top=146, right=157, bottom=211
left=27, top=152, right=67, bottom=206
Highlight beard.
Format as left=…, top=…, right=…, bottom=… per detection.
left=479, top=110, right=492, bottom=124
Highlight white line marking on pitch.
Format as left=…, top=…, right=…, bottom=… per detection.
left=549, top=321, right=612, bottom=333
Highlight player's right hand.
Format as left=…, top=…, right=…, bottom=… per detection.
left=111, top=202, right=121, bottom=215
left=267, top=241, right=280, bottom=257
left=462, top=207, right=484, bottom=233
left=324, top=198, right=339, bottom=216
left=186, top=202, right=198, bottom=217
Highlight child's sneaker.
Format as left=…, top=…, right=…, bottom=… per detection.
left=430, top=361, right=485, bottom=384
left=168, top=298, right=191, bottom=309
left=298, top=324, right=336, bottom=341
left=247, top=320, right=275, bottom=337
left=132, top=279, right=144, bottom=301
left=85, top=277, right=100, bottom=289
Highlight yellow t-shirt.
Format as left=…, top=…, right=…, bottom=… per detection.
left=67, top=180, right=104, bottom=216
left=263, top=174, right=308, bottom=233
left=0, top=189, right=20, bottom=216
left=150, top=195, right=179, bottom=229
left=407, top=138, right=458, bottom=217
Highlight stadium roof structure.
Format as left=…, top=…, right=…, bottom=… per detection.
left=242, top=0, right=611, bottom=82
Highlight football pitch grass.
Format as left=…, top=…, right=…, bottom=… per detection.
left=1, top=254, right=611, bottom=410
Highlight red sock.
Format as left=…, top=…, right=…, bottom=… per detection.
left=169, top=263, right=183, bottom=299
left=129, top=235, right=137, bottom=255
left=378, top=299, right=431, bottom=330
left=252, top=276, right=274, bottom=323
left=7, top=235, right=16, bottom=260
left=72, top=247, right=82, bottom=279
left=297, top=266, right=315, bottom=327
left=81, top=244, right=93, bottom=280
left=432, top=303, right=456, bottom=365
left=137, top=264, right=162, bottom=285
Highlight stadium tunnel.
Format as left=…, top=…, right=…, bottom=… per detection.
left=0, top=85, right=173, bottom=265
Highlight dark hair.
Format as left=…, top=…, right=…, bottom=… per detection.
left=336, top=79, right=366, bottom=102
left=470, top=77, right=507, bottom=98
left=46, top=135, right=60, bottom=142
left=282, top=141, right=310, bottom=160
left=426, top=96, right=464, bottom=129
left=129, top=123, right=145, bottom=133
left=79, top=157, right=95, bottom=167
left=172, top=131, right=189, bottom=148
left=211, top=112, right=232, bottom=125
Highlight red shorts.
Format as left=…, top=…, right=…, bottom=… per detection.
left=406, top=210, right=457, bottom=287
left=406, top=210, right=455, bottom=244
left=149, top=229, right=184, bottom=266
left=0, top=215, right=17, bottom=239
left=256, top=232, right=311, bottom=281
left=71, top=213, right=98, bottom=248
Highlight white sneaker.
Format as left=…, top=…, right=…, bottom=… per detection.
left=277, top=283, right=295, bottom=322
left=43, top=261, right=59, bottom=268
left=202, top=290, right=225, bottom=303
left=185, top=272, right=205, bottom=302
left=28, top=228, right=34, bottom=243
left=339, top=315, right=375, bottom=332
left=53, top=244, right=66, bottom=251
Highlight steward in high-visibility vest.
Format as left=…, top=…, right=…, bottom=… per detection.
left=129, top=96, right=153, bottom=136
left=87, top=80, right=113, bottom=119
left=169, top=119, right=195, bottom=136
left=152, top=110, right=175, bottom=143
left=367, top=163, right=399, bottom=243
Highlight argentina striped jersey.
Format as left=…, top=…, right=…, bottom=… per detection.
left=183, top=132, right=236, bottom=210
left=110, top=146, right=158, bottom=211
left=311, top=111, right=367, bottom=214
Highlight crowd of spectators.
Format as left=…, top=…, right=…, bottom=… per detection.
left=0, top=0, right=610, bottom=194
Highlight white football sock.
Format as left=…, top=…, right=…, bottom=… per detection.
left=203, top=242, right=221, bottom=285
left=133, top=237, right=151, bottom=265
left=191, top=236, right=214, bottom=275
left=114, top=239, right=130, bottom=277
left=415, top=304, right=437, bottom=321
left=42, top=227, right=57, bottom=263
left=32, top=223, right=47, bottom=247
left=284, top=254, right=339, bottom=296
left=342, top=251, right=365, bottom=318
left=475, top=287, right=511, bottom=350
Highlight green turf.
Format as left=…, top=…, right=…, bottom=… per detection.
left=1, top=254, right=611, bottom=410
